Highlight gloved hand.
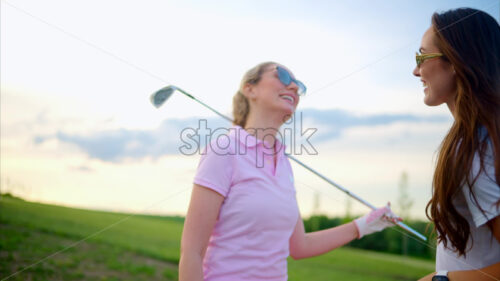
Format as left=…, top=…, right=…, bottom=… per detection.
left=354, top=203, right=401, bottom=239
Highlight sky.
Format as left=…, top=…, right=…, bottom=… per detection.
left=1, top=0, right=499, bottom=219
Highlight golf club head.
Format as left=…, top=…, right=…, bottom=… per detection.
left=150, top=85, right=177, bottom=108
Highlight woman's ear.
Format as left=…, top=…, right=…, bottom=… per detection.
left=242, top=83, right=256, bottom=99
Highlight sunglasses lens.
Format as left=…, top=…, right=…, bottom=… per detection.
left=277, top=66, right=307, bottom=96
left=277, top=67, right=292, bottom=86
left=297, top=81, right=306, bottom=96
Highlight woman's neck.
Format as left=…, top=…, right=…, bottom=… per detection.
left=446, top=97, right=457, bottom=118
left=244, top=112, right=285, bottom=148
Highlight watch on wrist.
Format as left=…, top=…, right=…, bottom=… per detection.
left=432, top=270, right=449, bottom=281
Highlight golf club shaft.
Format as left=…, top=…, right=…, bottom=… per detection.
left=164, top=86, right=427, bottom=241
left=176, top=87, right=233, bottom=123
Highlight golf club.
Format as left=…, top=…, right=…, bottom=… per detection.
left=150, top=85, right=427, bottom=242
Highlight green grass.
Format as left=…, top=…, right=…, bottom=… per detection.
left=0, top=223, right=178, bottom=281
left=288, top=248, right=434, bottom=281
left=0, top=196, right=182, bottom=263
left=0, top=196, right=435, bottom=280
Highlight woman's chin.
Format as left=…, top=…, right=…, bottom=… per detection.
left=269, top=104, right=296, bottom=124
left=423, top=94, right=433, bottom=107
left=281, top=113, right=293, bottom=123
left=281, top=108, right=295, bottom=119
left=282, top=103, right=296, bottom=115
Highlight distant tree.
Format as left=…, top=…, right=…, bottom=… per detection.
left=310, top=191, right=321, bottom=230
left=397, top=171, right=414, bottom=256
left=0, top=177, right=30, bottom=200
left=312, top=191, right=320, bottom=214
left=397, top=171, right=413, bottom=219
left=345, top=195, right=353, bottom=221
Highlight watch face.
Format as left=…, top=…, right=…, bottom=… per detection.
left=432, top=276, right=449, bottom=281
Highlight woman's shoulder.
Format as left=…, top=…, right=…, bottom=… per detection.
left=471, top=128, right=496, bottom=175
left=463, top=129, right=499, bottom=227
left=203, top=127, right=239, bottom=156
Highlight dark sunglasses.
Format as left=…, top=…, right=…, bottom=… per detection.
left=276, top=66, right=307, bottom=96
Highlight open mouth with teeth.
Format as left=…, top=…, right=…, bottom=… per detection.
left=280, top=95, right=295, bottom=105
left=421, top=81, right=428, bottom=90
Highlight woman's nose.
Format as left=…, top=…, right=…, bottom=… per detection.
left=287, top=81, right=299, bottom=94
left=412, top=66, right=420, bottom=77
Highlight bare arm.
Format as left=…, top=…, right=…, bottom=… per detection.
left=289, top=205, right=398, bottom=260
left=418, top=215, right=500, bottom=281
left=288, top=216, right=359, bottom=260
left=179, top=184, right=225, bottom=281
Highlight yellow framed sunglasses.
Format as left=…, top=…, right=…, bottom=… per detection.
left=415, top=52, right=443, bottom=67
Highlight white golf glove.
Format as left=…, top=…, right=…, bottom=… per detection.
left=354, top=203, right=400, bottom=239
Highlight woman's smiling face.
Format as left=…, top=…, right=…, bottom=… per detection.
left=413, top=27, right=457, bottom=111
left=247, top=64, right=300, bottom=117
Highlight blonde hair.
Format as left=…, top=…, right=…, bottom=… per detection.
left=232, top=62, right=277, bottom=127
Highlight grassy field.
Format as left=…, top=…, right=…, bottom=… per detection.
left=0, top=196, right=434, bottom=280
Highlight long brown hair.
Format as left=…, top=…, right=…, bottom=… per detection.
left=425, top=8, right=500, bottom=256
left=232, top=62, right=277, bottom=127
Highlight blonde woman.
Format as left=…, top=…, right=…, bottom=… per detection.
left=179, top=62, right=398, bottom=281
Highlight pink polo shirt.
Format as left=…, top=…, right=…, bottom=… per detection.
left=193, top=125, right=300, bottom=281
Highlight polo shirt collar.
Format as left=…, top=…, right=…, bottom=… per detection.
left=231, top=125, right=286, bottom=152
